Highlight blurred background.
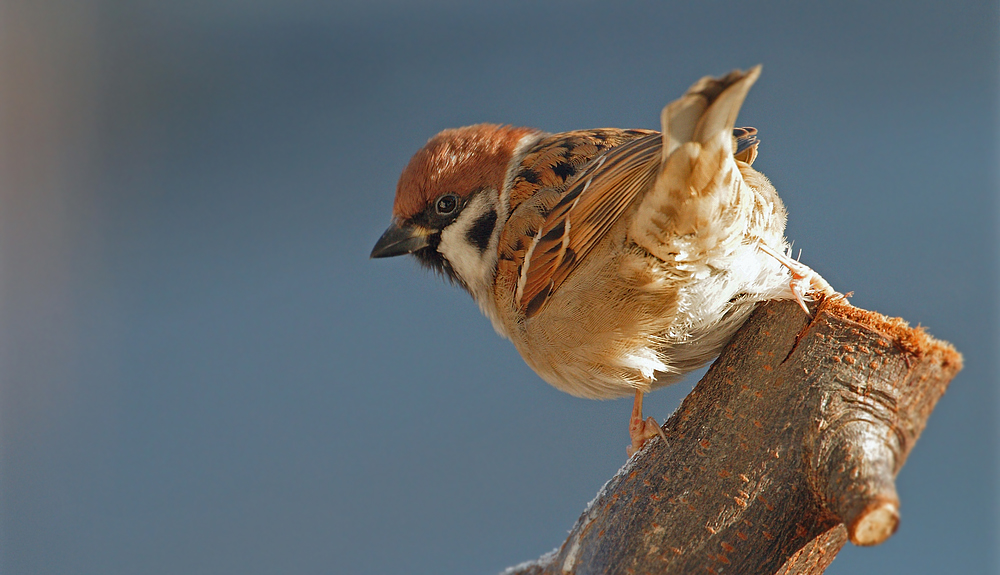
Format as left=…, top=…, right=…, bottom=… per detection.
left=1, top=1, right=996, bottom=573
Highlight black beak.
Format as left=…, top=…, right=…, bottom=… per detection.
left=370, top=221, right=432, bottom=258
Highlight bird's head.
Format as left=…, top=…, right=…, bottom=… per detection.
left=371, top=123, right=539, bottom=291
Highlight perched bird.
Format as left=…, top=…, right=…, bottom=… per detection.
left=371, top=67, right=833, bottom=455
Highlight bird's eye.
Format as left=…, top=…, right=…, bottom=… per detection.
left=435, top=194, right=459, bottom=215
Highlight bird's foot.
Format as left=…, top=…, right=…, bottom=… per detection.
left=628, top=416, right=666, bottom=457
left=627, top=389, right=667, bottom=457
left=756, top=242, right=842, bottom=314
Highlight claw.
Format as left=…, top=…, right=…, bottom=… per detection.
left=757, top=241, right=839, bottom=315
left=628, top=389, right=667, bottom=457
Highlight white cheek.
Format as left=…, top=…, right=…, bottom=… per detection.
left=438, top=193, right=497, bottom=292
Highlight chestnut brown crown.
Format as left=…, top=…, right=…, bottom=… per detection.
left=392, top=123, right=540, bottom=221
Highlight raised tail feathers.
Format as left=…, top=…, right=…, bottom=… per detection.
left=631, top=66, right=763, bottom=263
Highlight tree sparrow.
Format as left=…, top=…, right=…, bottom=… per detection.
left=371, top=66, right=833, bottom=455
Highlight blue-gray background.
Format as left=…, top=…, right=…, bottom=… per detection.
left=1, top=1, right=996, bottom=574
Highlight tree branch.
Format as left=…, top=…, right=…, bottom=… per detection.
left=504, top=297, right=962, bottom=575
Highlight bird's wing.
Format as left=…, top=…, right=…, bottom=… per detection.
left=515, top=133, right=662, bottom=318
left=514, top=67, right=763, bottom=319
left=733, top=126, right=759, bottom=165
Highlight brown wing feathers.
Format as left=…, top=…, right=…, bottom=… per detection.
left=518, top=134, right=662, bottom=317
left=510, top=106, right=762, bottom=319
left=733, top=127, right=759, bottom=165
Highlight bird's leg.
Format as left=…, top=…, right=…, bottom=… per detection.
left=627, top=389, right=667, bottom=457
left=756, top=241, right=839, bottom=314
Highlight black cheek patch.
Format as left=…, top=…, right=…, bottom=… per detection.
left=466, top=210, right=498, bottom=254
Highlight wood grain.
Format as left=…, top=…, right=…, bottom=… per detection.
left=504, top=297, right=961, bottom=575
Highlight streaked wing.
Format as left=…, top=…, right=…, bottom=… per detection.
left=517, top=133, right=662, bottom=318
left=733, top=127, right=759, bottom=165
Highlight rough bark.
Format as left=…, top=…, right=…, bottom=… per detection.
left=503, top=297, right=962, bottom=575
